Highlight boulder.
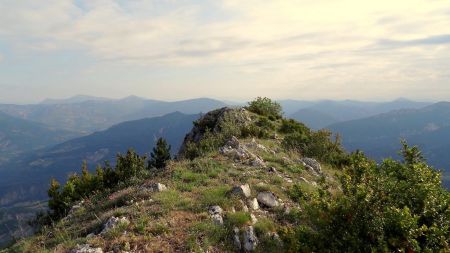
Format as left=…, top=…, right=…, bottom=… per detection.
left=243, top=226, right=258, bottom=251
left=300, top=158, right=322, bottom=175
left=250, top=214, right=258, bottom=225
left=208, top=205, right=224, bottom=225
left=148, top=182, right=168, bottom=192
left=231, top=184, right=251, bottom=198
left=100, top=216, right=130, bottom=235
left=257, top=192, right=279, bottom=208
left=247, top=198, right=259, bottom=210
left=71, top=244, right=103, bottom=253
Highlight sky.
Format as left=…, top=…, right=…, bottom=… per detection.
left=0, top=0, right=449, bottom=104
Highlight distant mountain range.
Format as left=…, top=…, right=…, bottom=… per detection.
left=286, top=98, right=431, bottom=129
left=0, top=96, right=226, bottom=133
left=0, top=112, right=198, bottom=206
left=328, top=102, right=450, bottom=187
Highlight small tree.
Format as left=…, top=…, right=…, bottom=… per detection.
left=149, top=137, right=171, bottom=169
left=247, top=97, right=283, bottom=120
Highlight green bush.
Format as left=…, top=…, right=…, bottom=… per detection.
left=294, top=146, right=450, bottom=252
left=226, top=212, right=251, bottom=228
left=247, top=97, right=282, bottom=119
left=279, top=119, right=309, bottom=134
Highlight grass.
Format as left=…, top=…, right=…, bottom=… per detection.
left=198, top=185, right=232, bottom=209
left=225, top=212, right=252, bottom=228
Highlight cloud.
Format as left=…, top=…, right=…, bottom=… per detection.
left=0, top=0, right=450, bottom=101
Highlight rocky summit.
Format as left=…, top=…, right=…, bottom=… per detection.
left=5, top=100, right=450, bottom=252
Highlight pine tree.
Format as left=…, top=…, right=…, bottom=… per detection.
left=148, top=137, right=171, bottom=169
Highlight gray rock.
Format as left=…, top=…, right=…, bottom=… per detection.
left=257, top=192, right=279, bottom=208
left=300, top=158, right=322, bottom=175
left=226, top=136, right=241, bottom=149
left=238, top=200, right=249, bottom=212
left=100, top=216, right=130, bottom=235
left=71, top=244, right=103, bottom=253
left=243, top=226, right=258, bottom=251
left=231, top=184, right=251, bottom=198
left=250, top=214, right=258, bottom=225
left=251, top=156, right=265, bottom=167
left=233, top=227, right=242, bottom=250
left=208, top=205, right=224, bottom=225
left=247, top=198, right=259, bottom=210
left=149, top=182, right=167, bottom=192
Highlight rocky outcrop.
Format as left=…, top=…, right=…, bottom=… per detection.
left=257, top=192, right=279, bottom=208
left=100, top=216, right=130, bottom=235
left=70, top=244, right=103, bottom=253
left=219, top=136, right=266, bottom=167
left=247, top=198, right=260, bottom=210
left=208, top=205, right=224, bottom=225
left=178, top=107, right=252, bottom=158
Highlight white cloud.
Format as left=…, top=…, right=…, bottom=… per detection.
left=0, top=0, right=449, bottom=100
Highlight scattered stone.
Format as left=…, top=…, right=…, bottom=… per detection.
left=71, top=244, right=103, bottom=253
left=233, top=227, right=242, bottom=250
left=149, top=183, right=168, bottom=192
left=299, top=177, right=309, bottom=183
left=257, top=192, right=279, bottom=208
left=267, top=167, right=277, bottom=173
left=243, top=226, right=258, bottom=251
left=231, top=184, right=251, bottom=198
left=250, top=214, right=258, bottom=225
left=100, top=217, right=130, bottom=235
left=208, top=206, right=224, bottom=225
left=251, top=156, right=265, bottom=167
left=300, top=158, right=322, bottom=175
left=226, top=136, right=241, bottom=149
left=238, top=200, right=249, bottom=212
left=247, top=198, right=259, bottom=210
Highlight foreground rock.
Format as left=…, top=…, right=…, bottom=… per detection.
left=301, top=157, right=322, bottom=175
left=208, top=205, right=224, bottom=225
left=70, top=244, right=103, bottom=253
left=100, top=216, right=130, bottom=234
left=257, top=192, right=279, bottom=208
left=231, top=184, right=251, bottom=198
left=243, top=226, right=258, bottom=251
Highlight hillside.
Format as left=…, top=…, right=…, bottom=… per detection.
left=5, top=101, right=449, bottom=252
left=328, top=102, right=450, bottom=187
left=0, top=113, right=198, bottom=247
left=0, top=97, right=226, bottom=133
left=0, top=112, right=80, bottom=165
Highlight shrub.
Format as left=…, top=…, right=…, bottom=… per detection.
left=247, top=97, right=282, bottom=119
left=295, top=146, right=450, bottom=252
left=148, top=137, right=171, bottom=169
left=226, top=212, right=251, bottom=228
left=279, top=119, right=309, bottom=134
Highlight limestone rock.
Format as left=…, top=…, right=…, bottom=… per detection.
left=243, top=226, right=258, bottom=251
left=233, top=227, right=242, bottom=250
left=231, top=184, right=251, bottom=198
left=257, top=192, right=279, bottom=208
left=300, top=158, right=322, bottom=175
left=71, top=244, right=103, bottom=253
left=247, top=198, right=259, bottom=210
left=178, top=107, right=252, bottom=158
left=100, top=217, right=130, bottom=235
left=147, top=182, right=167, bottom=192
left=250, top=214, right=258, bottom=225
left=208, top=205, right=224, bottom=225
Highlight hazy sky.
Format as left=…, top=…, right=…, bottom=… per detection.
left=1, top=0, right=449, bottom=103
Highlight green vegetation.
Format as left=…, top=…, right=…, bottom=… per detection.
left=6, top=99, right=449, bottom=253
left=148, top=137, right=171, bottom=169
left=247, top=97, right=282, bottom=120
left=284, top=145, right=450, bottom=252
